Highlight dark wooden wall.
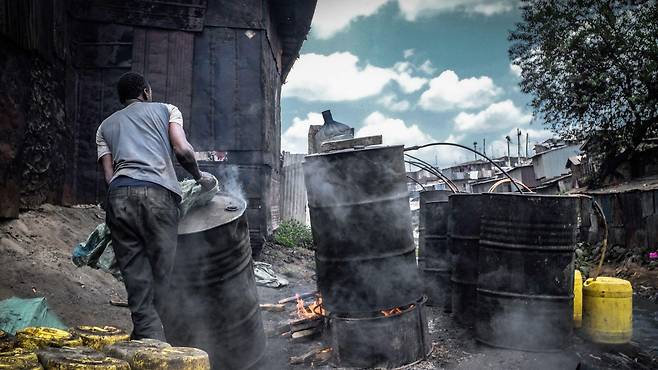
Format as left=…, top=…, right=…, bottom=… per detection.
left=0, top=0, right=315, bottom=253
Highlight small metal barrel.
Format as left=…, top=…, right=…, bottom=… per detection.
left=329, top=297, right=430, bottom=368
left=163, top=193, right=266, bottom=370
left=448, top=193, right=483, bottom=326
left=303, top=145, right=421, bottom=313
left=418, top=190, right=451, bottom=308
left=476, top=193, right=578, bottom=351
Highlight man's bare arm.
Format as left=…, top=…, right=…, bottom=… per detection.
left=100, top=154, right=114, bottom=184
left=169, top=123, right=202, bottom=180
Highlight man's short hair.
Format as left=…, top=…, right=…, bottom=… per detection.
left=117, top=72, right=149, bottom=104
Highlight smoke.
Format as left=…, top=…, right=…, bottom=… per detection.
left=213, top=164, right=246, bottom=202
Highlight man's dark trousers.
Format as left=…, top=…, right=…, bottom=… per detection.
left=106, top=186, right=179, bottom=341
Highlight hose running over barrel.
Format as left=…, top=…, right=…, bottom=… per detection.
left=405, top=160, right=459, bottom=193
left=404, top=142, right=524, bottom=193
left=406, top=175, right=427, bottom=191
left=404, top=153, right=460, bottom=192
left=590, top=199, right=609, bottom=280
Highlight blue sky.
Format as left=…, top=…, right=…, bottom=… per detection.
left=281, top=0, right=553, bottom=167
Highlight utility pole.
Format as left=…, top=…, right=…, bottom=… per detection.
left=516, top=128, right=522, bottom=166
left=505, top=135, right=511, bottom=167
left=473, top=141, right=478, bottom=160
left=483, top=138, right=486, bottom=156
left=526, top=132, right=529, bottom=158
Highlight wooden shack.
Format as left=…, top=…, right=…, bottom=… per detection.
left=0, top=0, right=316, bottom=254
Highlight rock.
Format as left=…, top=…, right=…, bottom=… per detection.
left=575, top=248, right=584, bottom=258
left=0, top=237, right=23, bottom=254
left=12, top=220, right=29, bottom=235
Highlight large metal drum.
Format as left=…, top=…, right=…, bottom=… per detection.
left=448, top=193, right=483, bottom=326
left=476, top=193, right=578, bottom=351
left=303, top=145, right=421, bottom=313
left=418, top=190, right=450, bottom=308
left=163, top=193, right=266, bottom=370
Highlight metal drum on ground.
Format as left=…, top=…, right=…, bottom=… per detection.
left=163, top=193, right=266, bottom=370
left=303, top=145, right=421, bottom=313
left=448, top=193, right=483, bottom=326
left=418, top=190, right=450, bottom=309
left=476, top=193, right=578, bottom=351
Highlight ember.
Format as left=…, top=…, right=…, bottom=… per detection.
left=381, top=304, right=414, bottom=317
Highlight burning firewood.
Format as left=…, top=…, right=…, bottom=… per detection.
left=291, top=327, right=321, bottom=342
left=289, top=347, right=332, bottom=365
left=278, top=291, right=317, bottom=304
left=259, top=303, right=286, bottom=312
left=289, top=316, right=323, bottom=332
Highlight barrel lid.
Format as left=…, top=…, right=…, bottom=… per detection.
left=583, top=277, right=632, bottom=296
left=178, top=192, right=246, bottom=235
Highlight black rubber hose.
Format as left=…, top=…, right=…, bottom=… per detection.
left=406, top=175, right=427, bottom=191
left=404, top=153, right=461, bottom=192
left=404, top=142, right=523, bottom=193
left=405, top=160, right=459, bottom=193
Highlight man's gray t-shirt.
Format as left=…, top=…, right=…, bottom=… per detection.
left=96, top=102, right=183, bottom=197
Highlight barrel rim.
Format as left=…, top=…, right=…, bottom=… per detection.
left=484, top=193, right=582, bottom=200
left=303, top=144, right=404, bottom=159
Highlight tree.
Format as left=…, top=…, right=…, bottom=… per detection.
left=509, top=0, right=658, bottom=185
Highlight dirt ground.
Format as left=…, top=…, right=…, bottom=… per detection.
left=1, top=204, right=657, bottom=369
left=0, top=204, right=131, bottom=330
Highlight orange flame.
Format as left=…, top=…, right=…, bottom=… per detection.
left=380, top=304, right=415, bottom=317
left=295, top=294, right=326, bottom=319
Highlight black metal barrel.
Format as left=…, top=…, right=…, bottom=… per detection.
left=303, top=145, right=421, bottom=313
left=476, top=193, right=577, bottom=351
left=163, top=193, right=266, bottom=370
left=418, top=190, right=450, bottom=308
left=330, top=297, right=430, bottom=368
left=448, top=193, right=483, bottom=326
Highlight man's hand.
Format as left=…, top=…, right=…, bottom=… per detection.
left=197, top=172, right=216, bottom=190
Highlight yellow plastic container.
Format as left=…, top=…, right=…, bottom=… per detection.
left=71, top=326, right=130, bottom=351
left=0, top=348, right=42, bottom=369
left=582, top=277, right=633, bottom=344
left=573, top=269, right=583, bottom=328
left=131, top=347, right=210, bottom=370
left=16, top=328, right=83, bottom=350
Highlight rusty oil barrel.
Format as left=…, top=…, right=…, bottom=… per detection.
left=418, top=190, right=451, bottom=309
left=448, top=193, right=483, bottom=326
left=476, top=193, right=577, bottom=351
left=303, top=145, right=421, bottom=313
left=162, top=193, right=265, bottom=370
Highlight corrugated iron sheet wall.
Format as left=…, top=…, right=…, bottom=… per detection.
left=280, top=152, right=307, bottom=224
left=587, top=189, right=658, bottom=251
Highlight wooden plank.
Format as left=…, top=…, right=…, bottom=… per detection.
left=70, top=0, right=208, bottom=32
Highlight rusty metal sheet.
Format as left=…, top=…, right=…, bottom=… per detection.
left=132, top=28, right=194, bottom=126
left=70, top=0, right=208, bottom=32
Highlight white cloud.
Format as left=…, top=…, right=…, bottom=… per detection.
left=281, top=112, right=323, bottom=154
left=453, top=100, right=532, bottom=132
left=398, top=0, right=517, bottom=21
left=377, top=94, right=411, bottom=112
left=284, top=52, right=427, bottom=102
left=509, top=63, right=522, bottom=78
left=419, top=60, right=436, bottom=75
left=355, top=111, right=467, bottom=166
left=310, top=1, right=517, bottom=40
left=403, top=48, right=415, bottom=59
left=418, top=70, right=502, bottom=112
left=311, top=0, right=389, bottom=39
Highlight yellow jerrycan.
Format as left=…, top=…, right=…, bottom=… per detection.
left=582, top=277, right=633, bottom=343
left=573, top=269, right=583, bottom=328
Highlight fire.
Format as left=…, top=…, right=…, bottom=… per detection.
left=295, top=294, right=326, bottom=319
left=381, top=304, right=415, bottom=317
